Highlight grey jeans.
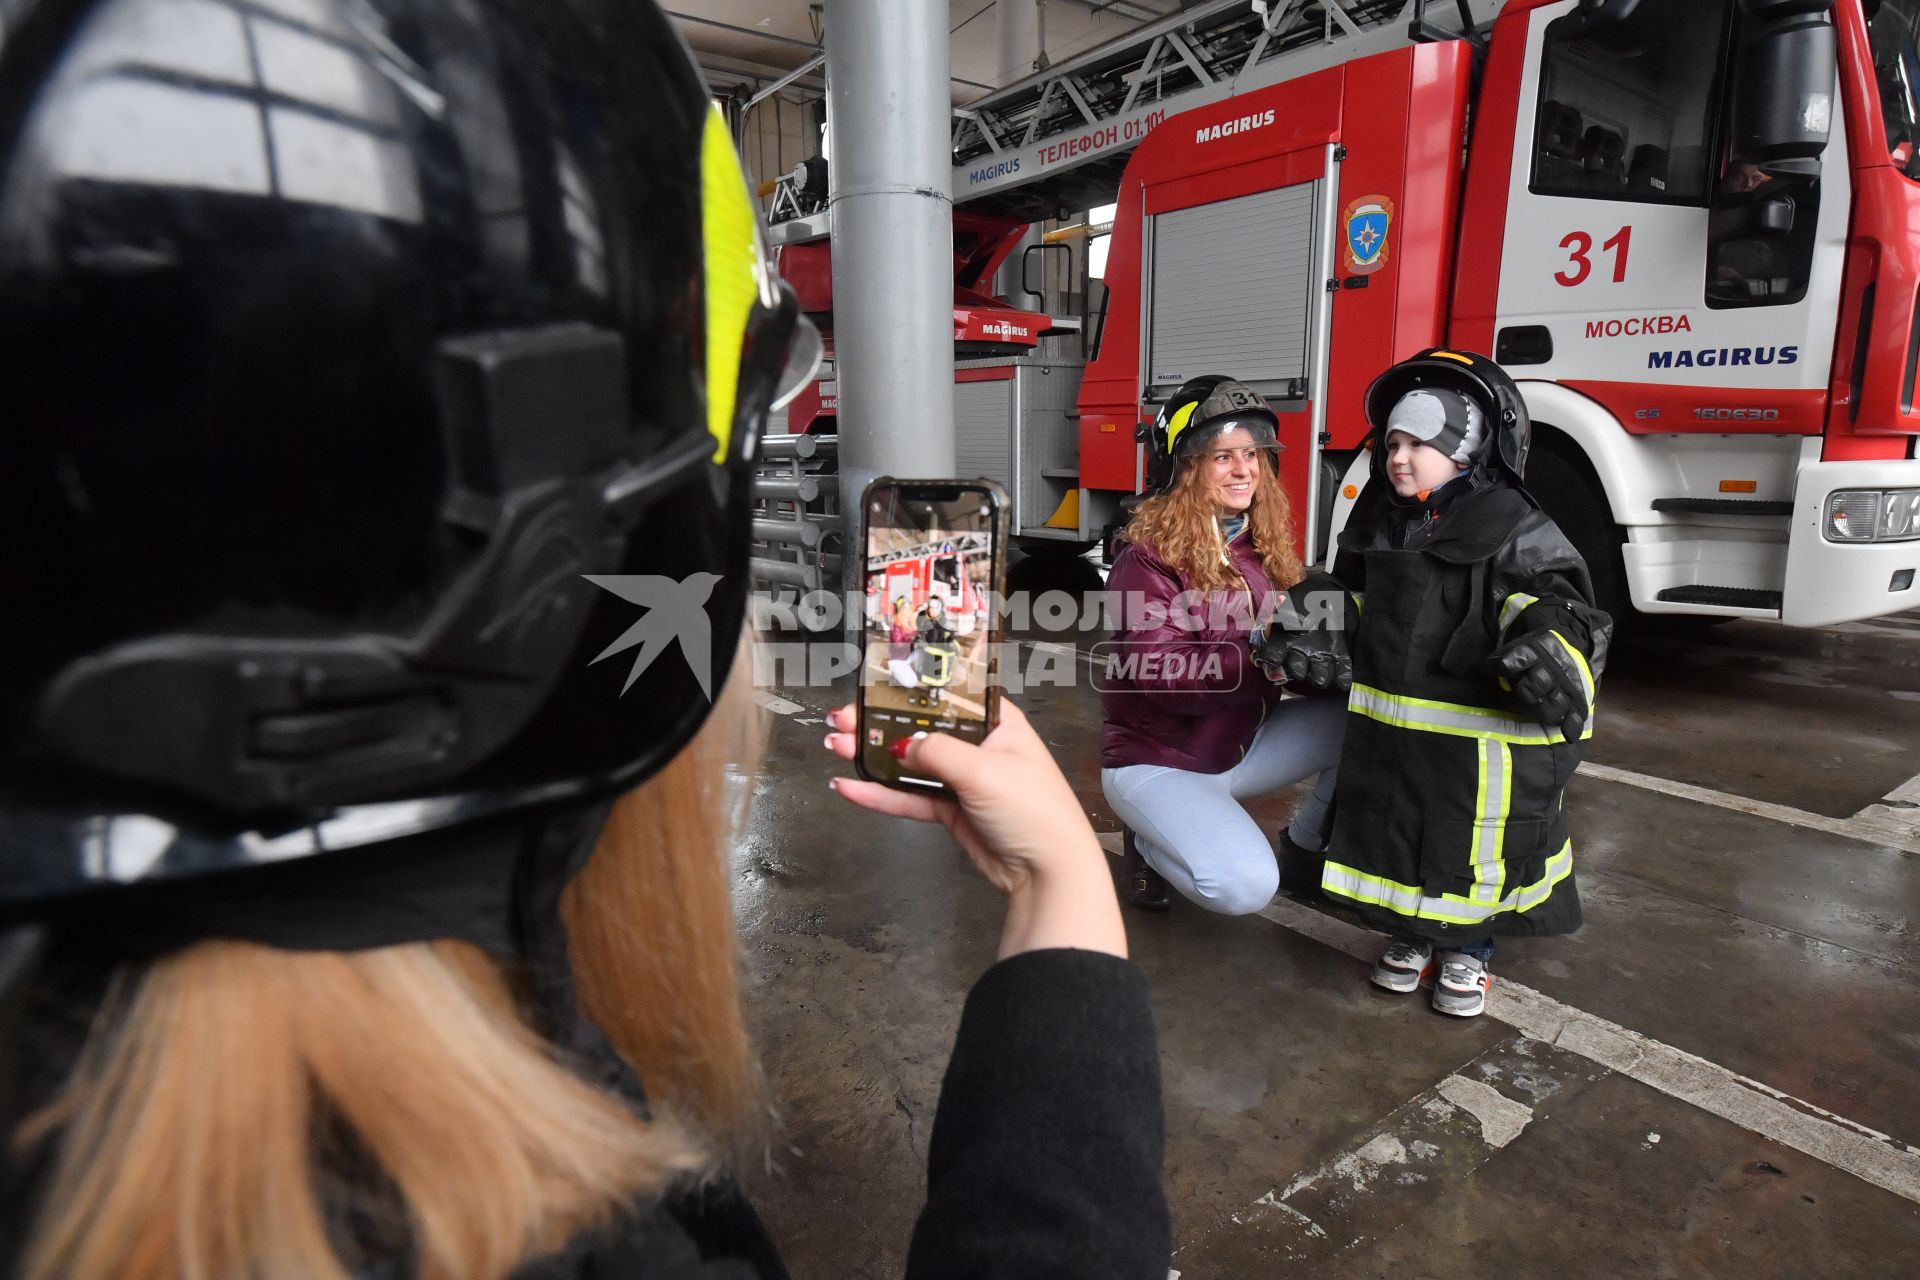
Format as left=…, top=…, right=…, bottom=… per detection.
left=1101, top=696, right=1345, bottom=915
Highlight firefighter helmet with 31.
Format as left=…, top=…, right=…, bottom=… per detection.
left=1138, top=375, right=1283, bottom=495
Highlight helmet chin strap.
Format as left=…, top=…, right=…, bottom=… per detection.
left=0, top=802, right=656, bottom=1147
left=28, top=802, right=612, bottom=974
left=511, top=802, right=646, bottom=1098
left=0, top=923, right=47, bottom=1098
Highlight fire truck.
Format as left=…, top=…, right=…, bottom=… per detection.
left=863, top=532, right=995, bottom=633
left=777, top=210, right=1062, bottom=437
left=766, top=0, right=1920, bottom=627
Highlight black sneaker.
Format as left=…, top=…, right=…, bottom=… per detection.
left=1122, top=828, right=1170, bottom=912
left=1276, top=830, right=1326, bottom=901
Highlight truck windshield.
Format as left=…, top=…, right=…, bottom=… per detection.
left=1870, top=1, right=1920, bottom=164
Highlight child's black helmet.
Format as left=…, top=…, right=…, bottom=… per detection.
left=1364, top=349, right=1531, bottom=481
left=1138, top=375, right=1282, bottom=495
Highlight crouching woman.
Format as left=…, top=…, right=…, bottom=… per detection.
left=1100, top=377, right=1344, bottom=914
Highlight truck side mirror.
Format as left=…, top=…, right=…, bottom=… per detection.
left=1714, top=189, right=1799, bottom=241
left=1739, top=0, right=1833, bottom=15
left=1568, top=0, right=1648, bottom=48
left=1574, top=0, right=1645, bottom=20
left=1730, top=2, right=1837, bottom=180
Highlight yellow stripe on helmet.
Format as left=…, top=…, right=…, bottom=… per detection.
left=1163, top=400, right=1200, bottom=450
left=1429, top=350, right=1475, bottom=365
left=701, top=106, right=760, bottom=462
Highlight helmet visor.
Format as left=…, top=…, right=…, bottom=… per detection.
left=1165, top=381, right=1282, bottom=457
left=1171, top=413, right=1280, bottom=457
left=703, top=106, right=820, bottom=457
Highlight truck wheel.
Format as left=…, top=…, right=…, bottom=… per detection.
left=1523, top=443, right=1629, bottom=626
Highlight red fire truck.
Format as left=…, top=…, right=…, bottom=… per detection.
left=768, top=0, right=1920, bottom=628
left=1071, top=0, right=1920, bottom=627
left=778, top=210, right=1059, bottom=435
left=863, top=533, right=994, bottom=633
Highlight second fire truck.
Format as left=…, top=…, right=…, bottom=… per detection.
left=777, top=0, right=1920, bottom=628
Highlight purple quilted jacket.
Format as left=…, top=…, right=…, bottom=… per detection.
left=1099, top=533, right=1287, bottom=773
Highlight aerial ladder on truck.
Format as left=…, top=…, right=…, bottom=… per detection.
left=758, top=0, right=1920, bottom=630
left=752, top=0, right=1489, bottom=596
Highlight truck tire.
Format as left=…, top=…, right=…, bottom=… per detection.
left=1523, top=441, right=1630, bottom=626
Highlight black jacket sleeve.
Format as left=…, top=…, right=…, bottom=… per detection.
left=905, top=949, right=1170, bottom=1280
left=1488, top=510, right=1614, bottom=675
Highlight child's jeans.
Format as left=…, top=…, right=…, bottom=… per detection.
left=1393, top=930, right=1493, bottom=963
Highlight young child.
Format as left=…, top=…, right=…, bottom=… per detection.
left=914, top=596, right=959, bottom=707
left=1279, top=349, right=1611, bottom=1017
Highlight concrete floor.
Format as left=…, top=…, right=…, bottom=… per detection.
left=734, top=568, right=1920, bottom=1278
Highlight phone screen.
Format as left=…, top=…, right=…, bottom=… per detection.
left=859, top=482, right=1000, bottom=790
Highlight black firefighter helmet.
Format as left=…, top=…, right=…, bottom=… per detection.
left=1138, top=375, right=1283, bottom=495
left=0, top=0, right=810, bottom=934
left=1362, top=348, right=1531, bottom=484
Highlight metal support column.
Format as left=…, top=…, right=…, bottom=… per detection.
left=994, top=0, right=1047, bottom=305
left=826, top=0, right=956, bottom=600
left=998, top=0, right=1043, bottom=85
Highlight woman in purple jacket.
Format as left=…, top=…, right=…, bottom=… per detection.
left=1101, top=377, right=1345, bottom=913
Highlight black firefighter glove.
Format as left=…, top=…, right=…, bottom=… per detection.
left=1490, top=633, right=1591, bottom=740
left=1252, top=575, right=1355, bottom=695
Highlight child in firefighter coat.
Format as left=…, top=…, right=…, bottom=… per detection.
left=1281, top=349, right=1612, bottom=1017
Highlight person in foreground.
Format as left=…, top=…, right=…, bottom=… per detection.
left=0, top=0, right=1170, bottom=1275
left=1275, top=350, right=1612, bottom=1017
left=822, top=702, right=1166, bottom=1268
left=1100, top=376, right=1345, bottom=914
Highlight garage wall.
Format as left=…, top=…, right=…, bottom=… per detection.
left=721, top=87, right=823, bottom=190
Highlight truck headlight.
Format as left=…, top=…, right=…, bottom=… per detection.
left=1825, top=489, right=1920, bottom=542
left=1826, top=491, right=1879, bottom=541
left=1884, top=490, right=1920, bottom=541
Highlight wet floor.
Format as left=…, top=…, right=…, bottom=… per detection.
left=735, top=559, right=1920, bottom=1277
left=1591, top=615, right=1920, bottom=818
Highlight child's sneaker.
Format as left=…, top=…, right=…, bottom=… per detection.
left=1432, top=952, right=1491, bottom=1017
left=1370, top=938, right=1435, bottom=992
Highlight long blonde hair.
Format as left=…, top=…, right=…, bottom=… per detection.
left=1123, top=449, right=1303, bottom=593
left=15, top=646, right=765, bottom=1280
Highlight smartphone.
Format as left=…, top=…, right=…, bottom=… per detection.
left=856, top=478, right=1007, bottom=795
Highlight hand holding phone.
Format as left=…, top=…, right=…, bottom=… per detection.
left=824, top=700, right=1127, bottom=961
left=856, top=478, right=1006, bottom=795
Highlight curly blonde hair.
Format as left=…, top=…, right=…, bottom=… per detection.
left=1122, top=450, right=1303, bottom=593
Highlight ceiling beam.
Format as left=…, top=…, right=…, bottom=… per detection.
left=1061, top=0, right=1168, bottom=23
left=697, top=50, right=825, bottom=94
left=668, top=10, right=823, bottom=52
left=668, top=9, right=1000, bottom=92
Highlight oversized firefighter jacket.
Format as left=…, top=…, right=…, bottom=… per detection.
left=1321, top=475, right=1612, bottom=942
